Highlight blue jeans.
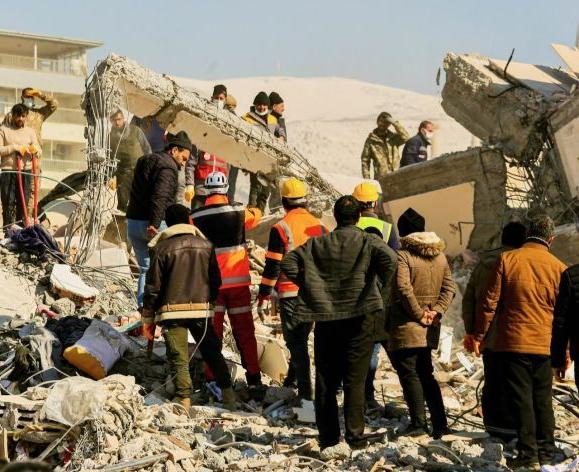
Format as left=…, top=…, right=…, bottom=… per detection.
left=127, top=218, right=166, bottom=307
left=365, top=343, right=382, bottom=401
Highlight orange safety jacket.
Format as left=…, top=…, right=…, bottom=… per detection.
left=191, top=194, right=261, bottom=289
left=259, top=208, right=327, bottom=298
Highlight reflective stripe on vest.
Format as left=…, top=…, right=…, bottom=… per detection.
left=193, top=204, right=240, bottom=219
left=357, top=216, right=392, bottom=242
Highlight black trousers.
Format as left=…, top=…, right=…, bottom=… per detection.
left=388, top=347, right=447, bottom=432
left=280, top=297, right=313, bottom=400
left=163, top=318, right=232, bottom=400
left=314, top=314, right=375, bottom=448
left=498, top=352, right=555, bottom=462
left=482, top=350, right=516, bottom=438
left=0, top=172, right=32, bottom=227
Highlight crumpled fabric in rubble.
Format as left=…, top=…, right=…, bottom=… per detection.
left=17, top=323, right=63, bottom=383
left=45, top=316, right=92, bottom=350
left=7, top=223, right=60, bottom=258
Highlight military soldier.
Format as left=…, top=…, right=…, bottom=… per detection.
left=361, top=112, right=409, bottom=179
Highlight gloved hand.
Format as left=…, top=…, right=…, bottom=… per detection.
left=147, top=225, right=159, bottom=238
left=28, top=144, right=38, bottom=155
left=463, top=334, right=475, bottom=353
left=256, top=294, right=271, bottom=322
left=184, top=185, right=195, bottom=203
left=143, top=322, right=156, bottom=341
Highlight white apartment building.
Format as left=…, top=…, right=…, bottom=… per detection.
left=0, top=29, right=102, bottom=188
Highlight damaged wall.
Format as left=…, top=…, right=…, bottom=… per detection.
left=379, top=148, right=507, bottom=252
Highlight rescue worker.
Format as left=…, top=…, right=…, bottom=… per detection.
left=143, top=204, right=237, bottom=411
left=462, top=222, right=527, bottom=439
left=281, top=196, right=397, bottom=450
left=3, top=88, right=58, bottom=143
left=243, top=92, right=286, bottom=213
left=400, top=121, right=434, bottom=168
left=361, top=112, right=409, bottom=180
left=126, top=131, right=193, bottom=307
left=257, top=178, right=327, bottom=400
left=186, top=149, right=228, bottom=210
left=0, top=104, right=41, bottom=227
left=352, top=182, right=400, bottom=413
left=269, top=92, right=287, bottom=140
left=109, top=109, right=152, bottom=211
left=191, top=171, right=266, bottom=400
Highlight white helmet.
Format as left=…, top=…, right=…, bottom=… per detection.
left=205, top=171, right=229, bottom=195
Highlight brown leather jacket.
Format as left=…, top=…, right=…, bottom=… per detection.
left=386, top=232, right=455, bottom=351
left=474, top=240, right=567, bottom=355
left=143, top=224, right=221, bottom=323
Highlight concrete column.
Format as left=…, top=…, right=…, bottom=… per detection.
left=33, top=42, right=38, bottom=70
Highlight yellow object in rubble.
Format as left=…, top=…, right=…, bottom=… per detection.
left=352, top=182, right=379, bottom=203
left=63, top=345, right=107, bottom=380
left=281, top=177, right=307, bottom=199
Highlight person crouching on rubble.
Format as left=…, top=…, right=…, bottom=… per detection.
left=474, top=215, right=566, bottom=470
left=281, top=195, right=397, bottom=450
left=142, top=204, right=237, bottom=411
left=126, top=131, right=193, bottom=308
left=385, top=208, right=455, bottom=439
left=191, top=171, right=266, bottom=401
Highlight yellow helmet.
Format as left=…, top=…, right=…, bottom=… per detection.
left=352, top=182, right=379, bottom=203
left=281, top=177, right=308, bottom=199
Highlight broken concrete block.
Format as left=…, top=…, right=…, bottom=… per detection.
left=481, top=442, right=504, bottom=463
left=320, top=442, right=351, bottom=461
left=380, top=148, right=507, bottom=252
left=256, top=335, right=289, bottom=383
left=50, top=298, right=76, bottom=316
left=50, top=264, right=98, bottom=304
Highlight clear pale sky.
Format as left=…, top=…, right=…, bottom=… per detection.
left=2, top=0, right=578, bottom=94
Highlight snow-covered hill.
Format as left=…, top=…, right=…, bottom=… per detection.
left=174, top=75, right=474, bottom=184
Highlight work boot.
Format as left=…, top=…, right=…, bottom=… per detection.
left=222, top=387, right=239, bottom=411
left=506, top=455, right=541, bottom=471
left=174, top=397, right=191, bottom=416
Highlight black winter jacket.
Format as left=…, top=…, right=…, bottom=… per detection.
left=280, top=225, right=397, bottom=326
left=400, top=133, right=429, bottom=167
left=551, top=263, right=579, bottom=367
left=126, top=152, right=179, bottom=228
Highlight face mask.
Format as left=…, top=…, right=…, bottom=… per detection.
left=213, top=99, right=225, bottom=110
left=424, top=131, right=434, bottom=141
left=22, top=98, right=34, bottom=108
left=256, top=109, right=268, bottom=116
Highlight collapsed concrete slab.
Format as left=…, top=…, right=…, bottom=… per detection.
left=441, top=53, right=576, bottom=159
left=89, top=54, right=340, bottom=211
left=379, top=148, right=507, bottom=252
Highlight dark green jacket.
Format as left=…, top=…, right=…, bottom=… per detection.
left=280, top=225, right=397, bottom=327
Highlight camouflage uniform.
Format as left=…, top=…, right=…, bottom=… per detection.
left=360, top=121, right=409, bottom=179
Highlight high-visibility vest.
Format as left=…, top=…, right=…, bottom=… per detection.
left=191, top=195, right=260, bottom=289
left=273, top=208, right=327, bottom=298
left=357, top=216, right=392, bottom=242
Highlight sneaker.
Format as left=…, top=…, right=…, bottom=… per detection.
left=365, top=398, right=384, bottom=413
left=432, top=427, right=457, bottom=440
left=507, top=455, right=541, bottom=471
left=248, top=383, right=267, bottom=402
left=398, top=425, right=429, bottom=438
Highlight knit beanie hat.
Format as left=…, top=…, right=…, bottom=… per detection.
left=253, top=91, right=270, bottom=107
left=397, top=208, right=426, bottom=237
left=269, top=91, right=284, bottom=106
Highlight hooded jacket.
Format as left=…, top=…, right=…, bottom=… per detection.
left=280, top=225, right=397, bottom=325
left=386, top=232, right=455, bottom=351
left=243, top=110, right=286, bottom=139
left=142, top=224, right=221, bottom=324
left=475, top=240, right=566, bottom=355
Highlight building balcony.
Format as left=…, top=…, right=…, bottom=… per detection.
left=0, top=52, right=86, bottom=76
